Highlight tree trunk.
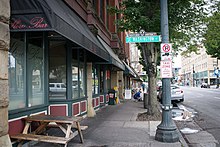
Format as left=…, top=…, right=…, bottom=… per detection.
left=142, top=43, right=160, bottom=116
left=0, top=0, right=12, bottom=146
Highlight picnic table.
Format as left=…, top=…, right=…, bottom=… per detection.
left=10, top=115, right=84, bottom=147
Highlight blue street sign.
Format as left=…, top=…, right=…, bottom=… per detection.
left=126, top=35, right=161, bottom=43
left=214, top=68, right=219, bottom=76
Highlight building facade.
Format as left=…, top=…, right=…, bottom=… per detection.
left=7, top=0, right=136, bottom=145
left=181, top=46, right=220, bottom=86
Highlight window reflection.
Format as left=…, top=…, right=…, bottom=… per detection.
left=92, top=66, right=99, bottom=94
left=8, top=32, right=45, bottom=110
left=8, top=33, right=25, bottom=110
left=72, top=60, right=78, bottom=99
left=79, top=64, right=85, bottom=97
left=49, top=40, right=67, bottom=99
left=27, top=32, right=44, bottom=107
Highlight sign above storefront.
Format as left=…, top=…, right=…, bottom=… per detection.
left=10, top=15, right=50, bottom=30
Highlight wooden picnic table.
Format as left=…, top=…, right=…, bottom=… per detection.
left=10, top=115, right=84, bottom=147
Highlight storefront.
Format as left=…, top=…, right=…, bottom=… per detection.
left=8, top=0, right=125, bottom=138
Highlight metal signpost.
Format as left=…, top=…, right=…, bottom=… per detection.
left=155, top=0, right=179, bottom=142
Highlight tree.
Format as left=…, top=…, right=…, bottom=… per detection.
left=109, top=0, right=208, bottom=116
left=203, top=8, right=220, bottom=58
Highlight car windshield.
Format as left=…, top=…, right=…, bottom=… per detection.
left=171, top=86, right=179, bottom=89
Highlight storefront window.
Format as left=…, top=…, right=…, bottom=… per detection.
left=79, top=64, right=85, bottom=97
left=9, top=32, right=45, bottom=110
left=49, top=40, right=67, bottom=99
left=100, top=70, right=104, bottom=93
left=9, top=33, right=25, bottom=110
left=27, top=32, right=44, bottom=106
left=92, top=65, right=99, bottom=95
left=72, top=59, right=78, bottom=99
left=106, top=70, right=111, bottom=91
left=79, top=50, right=85, bottom=97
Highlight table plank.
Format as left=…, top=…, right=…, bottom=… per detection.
left=25, top=115, right=83, bottom=124
left=11, top=134, right=69, bottom=144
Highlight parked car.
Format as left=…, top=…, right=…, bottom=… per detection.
left=158, top=85, right=184, bottom=102
left=201, top=82, right=210, bottom=88
left=49, top=83, right=66, bottom=96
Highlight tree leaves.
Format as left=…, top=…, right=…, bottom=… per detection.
left=203, top=11, right=220, bottom=59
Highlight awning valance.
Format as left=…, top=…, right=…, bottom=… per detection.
left=97, top=36, right=125, bottom=71
left=122, top=61, right=136, bottom=77
left=10, top=0, right=109, bottom=61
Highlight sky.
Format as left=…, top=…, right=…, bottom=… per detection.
left=173, top=54, right=182, bottom=68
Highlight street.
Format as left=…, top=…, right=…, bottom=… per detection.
left=180, top=86, right=220, bottom=145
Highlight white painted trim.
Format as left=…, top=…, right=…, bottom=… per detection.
left=9, top=115, right=27, bottom=122
left=30, top=110, right=47, bottom=116
left=48, top=104, right=68, bottom=116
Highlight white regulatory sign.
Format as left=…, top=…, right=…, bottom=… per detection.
left=161, top=43, right=172, bottom=53
left=160, top=60, right=172, bottom=78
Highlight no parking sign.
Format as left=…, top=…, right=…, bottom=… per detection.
left=161, top=43, right=172, bottom=53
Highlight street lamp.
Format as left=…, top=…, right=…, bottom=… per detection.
left=155, top=0, right=179, bottom=143
left=213, top=58, right=219, bottom=88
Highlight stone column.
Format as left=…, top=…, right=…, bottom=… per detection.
left=111, top=71, right=118, bottom=88
left=118, top=71, right=124, bottom=99
left=0, top=0, right=12, bottom=146
left=86, top=63, right=96, bottom=117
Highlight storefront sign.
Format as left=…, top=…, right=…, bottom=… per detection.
left=10, top=15, right=50, bottom=30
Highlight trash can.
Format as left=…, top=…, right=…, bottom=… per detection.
left=108, top=89, right=116, bottom=105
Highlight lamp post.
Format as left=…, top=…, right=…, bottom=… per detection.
left=155, top=0, right=179, bottom=142
left=213, top=58, right=219, bottom=88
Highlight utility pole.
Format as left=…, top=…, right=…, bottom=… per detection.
left=155, top=0, right=179, bottom=142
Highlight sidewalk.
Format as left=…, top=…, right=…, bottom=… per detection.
left=27, top=100, right=186, bottom=147
left=69, top=100, right=185, bottom=147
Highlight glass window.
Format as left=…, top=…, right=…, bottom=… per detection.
left=79, top=50, right=86, bottom=97
left=92, top=65, right=99, bottom=94
left=27, top=32, right=44, bottom=107
left=9, top=32, right=45, bottom=110
left=49, top=40, right=67, bottom=99
left=72, top=59, right=78, bottom=99
left=100, top=0, right=104, bottom=21
left=100, top=70, right=104, bottom=93
left=106, top=70, right=111, bottom=90
left=9, top=33, right=25, bottom=110
left=79, top=64, right=85, bottom=97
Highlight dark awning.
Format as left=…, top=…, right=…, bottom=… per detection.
left=97, top=36, right=125, bottom=71
left=130, top=67, right=143, bottom=81
left=10, top=0, right=109, bottom=61
left=122, top=61, right=136, bottom=77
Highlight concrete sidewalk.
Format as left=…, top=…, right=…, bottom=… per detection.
left=27, top=100, right=187, bottom=147
left=67, top=100, right=185, bottom=147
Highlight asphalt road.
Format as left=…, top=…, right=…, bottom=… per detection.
left=180, top=86, right=220, bottom=145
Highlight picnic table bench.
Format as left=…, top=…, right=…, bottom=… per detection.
left=10, top=115, right=85, bottom=147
